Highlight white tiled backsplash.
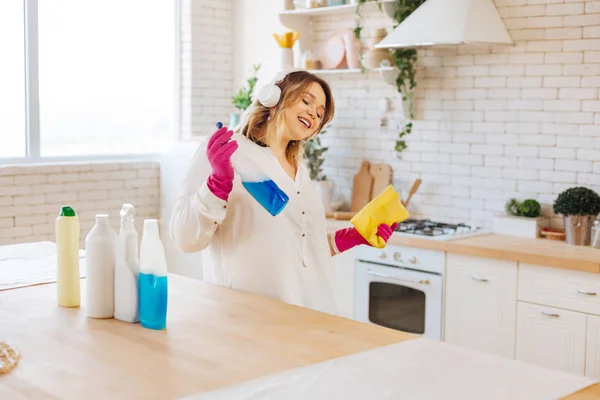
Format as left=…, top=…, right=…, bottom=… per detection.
left=305, top=0, right=600, bottom=229
left=0, top=162, right=160, bottom=246
left=181, top=0, right=234, bottom=139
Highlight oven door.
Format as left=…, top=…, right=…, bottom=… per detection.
left=354, top=260, right=443, bottom=340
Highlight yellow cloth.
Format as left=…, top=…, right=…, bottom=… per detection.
left=350, top=185, right=410, bottom=248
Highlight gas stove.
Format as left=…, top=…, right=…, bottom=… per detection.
left=394, top=218, right=489, bottom=241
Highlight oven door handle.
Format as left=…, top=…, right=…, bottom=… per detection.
left=366, top=270, right=431, bottom=285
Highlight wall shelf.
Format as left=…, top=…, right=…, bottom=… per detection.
left=278, top=1, right=398, bottom=86
left=280, top=1, right=396, bottom=18
left=309, top=66, right=398, bottom=86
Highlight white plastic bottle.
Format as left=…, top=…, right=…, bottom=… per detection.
left=55, top=205, right=81, bottom=307
left=85, top=214, right=118, bottom=318
left=139, top=219, right=168, bottom=330
left=114, top=204, right=141, bottom=323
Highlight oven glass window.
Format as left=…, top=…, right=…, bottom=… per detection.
left=369, top=282, right=426, bottom=334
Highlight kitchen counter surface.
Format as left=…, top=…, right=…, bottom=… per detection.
left=0, top=241, right=599, bottom=399
left=327, top=219, right=600, bottom=273
left=0, top=274, right=413, bottom=399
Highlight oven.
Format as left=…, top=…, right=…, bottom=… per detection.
left=354, top=243, right=445, bottom=340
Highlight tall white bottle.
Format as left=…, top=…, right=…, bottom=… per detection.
left=55, top=205, right=81, bottom=307
left=85, top=214, right=118, bottom=318
left=114, top=204, right=141, bottom=323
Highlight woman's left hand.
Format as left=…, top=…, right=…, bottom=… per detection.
left=333, top=222, right=399, bottom=254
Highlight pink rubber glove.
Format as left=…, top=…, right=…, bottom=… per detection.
left=334, top=222, right=399, bottom=253
left=206, top=126, right=238, bottom=201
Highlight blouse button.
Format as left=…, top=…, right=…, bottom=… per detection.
left=297, top=191, right=300, bottom=195
left=302, top=233, right=306, bottom=238
left=302, top=211, right=305, bottom=215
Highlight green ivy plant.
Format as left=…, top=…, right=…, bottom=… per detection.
left=232, top=64, right=261, bottom=112
left=354, top=0, right=425, bottom=155
left=303, top=126, right=329, bottom=181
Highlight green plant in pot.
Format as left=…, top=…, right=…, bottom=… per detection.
left=231, top=64, right=261, bottom=128
left=303, top=126, right=332, bottom=212
left=553, top=186, right=600, bottom=246
left=505, top=198, right=541, bottom=218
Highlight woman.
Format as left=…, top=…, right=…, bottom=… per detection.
left=170, top=69, right=397, bottom=315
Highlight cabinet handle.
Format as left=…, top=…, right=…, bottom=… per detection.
left=542, top=311, right=560, bottom=318
left=471, top=276, right=489, bottom=282
left=366, top=270, right=430, bottom=285
left=577, top=290, right=597, bottom=296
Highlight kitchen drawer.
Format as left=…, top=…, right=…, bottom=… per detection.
left=518, top=263, right=600, bottom=316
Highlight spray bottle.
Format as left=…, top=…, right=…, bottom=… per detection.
left=114, top=204, right=141, bottom=323
left=138, top=219, right=168, bottom=330
left=216, top=121, right=289, bottom=216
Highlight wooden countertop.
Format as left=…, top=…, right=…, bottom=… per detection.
left=0, top=242, right=598, bottom=399
left=327, top=220, right=600, bottom=273
left=0, top=275, right=414, bottom=399
left=0, top=275, right=600, bottom=400
left=1, top=276, right=597, bottom=400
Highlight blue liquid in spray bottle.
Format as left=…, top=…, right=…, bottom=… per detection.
left=217, top=122, right=289, bottom=216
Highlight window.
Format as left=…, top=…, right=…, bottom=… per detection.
left=0, top=2, right=27, bottom=158
left=1, top=0, right=177, bottom=161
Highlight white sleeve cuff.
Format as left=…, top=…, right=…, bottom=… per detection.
left=191, top=180, right=228, bottom=225
left=328, top=232, right=341, bottom=255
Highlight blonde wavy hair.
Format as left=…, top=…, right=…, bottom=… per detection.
left=234, top=70, right=335, bottom=165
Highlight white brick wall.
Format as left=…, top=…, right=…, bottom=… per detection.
left=0, top=162, right=160, bottom=246
left=311, top=0, right=600, bottom=228
left=181, top=0, right=233, bottom=139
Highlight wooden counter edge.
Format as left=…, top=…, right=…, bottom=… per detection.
left=384, top=233, right=600, bottom=274
left=561, top=382, right=600, bottom=399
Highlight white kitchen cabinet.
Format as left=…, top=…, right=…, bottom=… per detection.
left=444, top=254, right=517, bottom=359
left=515, top=301, right=586, bottom=375
left=586, top=314, right=600, bottom=378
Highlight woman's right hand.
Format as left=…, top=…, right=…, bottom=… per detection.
left=206, top=126, right=238, bottom=201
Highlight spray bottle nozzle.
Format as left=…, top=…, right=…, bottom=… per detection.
left=120, top=204, right=136, bottom=220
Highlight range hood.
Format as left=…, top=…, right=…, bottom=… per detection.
left=375, top=0, right=513, bottom=49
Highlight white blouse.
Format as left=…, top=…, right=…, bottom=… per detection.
left=169, top=132, right=338, bottom=315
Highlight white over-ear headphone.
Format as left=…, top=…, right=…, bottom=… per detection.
left=256, top=68, right=305, bottom=108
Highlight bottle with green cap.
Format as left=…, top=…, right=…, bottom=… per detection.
left=55, top=205, right=81, bottom=307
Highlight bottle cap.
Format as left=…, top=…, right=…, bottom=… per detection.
left=59, top=205, right=76, bottom=217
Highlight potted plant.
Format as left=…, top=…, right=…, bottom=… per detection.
left=553, top=186, right=600, bottom=246
left=231, top=64, right=261, bottom=128
left=493, top=198, right=549, bottom=238
left=303, top=125, right=332, bottom=213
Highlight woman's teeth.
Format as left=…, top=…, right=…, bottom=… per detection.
left=298, top=117, right=311, bottom=129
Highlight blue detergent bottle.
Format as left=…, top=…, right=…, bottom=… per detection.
left=217, top=122, right=289, bottom=216
left=138, top=219, right=168, bottom=330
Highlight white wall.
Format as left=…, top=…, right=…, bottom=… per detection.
left=232, top=0, right=600, bottom=229
left=159, top=142, right=205, bottom=279
left=181, top=0, right=235, bottom=138
left=233, top=0, right=287, bottom=99
left=0, top=162, right=159, bottom=247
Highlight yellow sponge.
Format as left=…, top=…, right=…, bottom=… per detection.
left=350, top=184, right=410, bottom=248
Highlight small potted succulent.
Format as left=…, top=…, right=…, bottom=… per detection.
left=553, top=186, right=600, bottom=246
left=493, top=198, right=549, bottom=238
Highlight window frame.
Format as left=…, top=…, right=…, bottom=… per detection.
left=0, top=0, right=181, bottom=165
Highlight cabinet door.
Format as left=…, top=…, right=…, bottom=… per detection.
left=586, top=314, right=600, bottom=378
left=516, top=301, right=586, bottom=375
left=444, top=254, right=517, bottom=359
